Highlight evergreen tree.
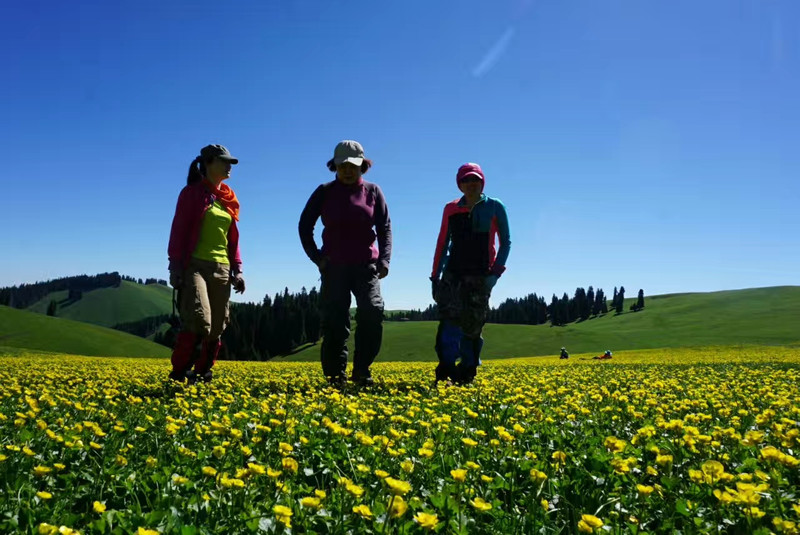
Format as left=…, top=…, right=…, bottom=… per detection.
left=615, top=286, right=626, bottom=314
left=46, top=300, right=57, bottom=316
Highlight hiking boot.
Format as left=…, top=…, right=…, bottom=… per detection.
left=350, top=370, right=374, bottom=387
left=201, top=371, right=213, bottom=383
left=168, top=369, right=193, bottom=383
left=327, top=375, right=347, bottom=389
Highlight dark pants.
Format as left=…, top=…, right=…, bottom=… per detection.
left=319, top=264, right=384, bottom=380
left=434, top=272, right=490, bottom=383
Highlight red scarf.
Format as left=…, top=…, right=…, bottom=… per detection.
left=204, top=179, right=240, bottom=221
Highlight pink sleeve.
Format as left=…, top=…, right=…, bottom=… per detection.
left=168, top=187, right=193, bottom=272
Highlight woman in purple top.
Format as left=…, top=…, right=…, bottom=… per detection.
left=299, top=140, right=392, bottom=386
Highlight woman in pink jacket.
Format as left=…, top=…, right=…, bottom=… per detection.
left=167, top=144, right=245, bottom=383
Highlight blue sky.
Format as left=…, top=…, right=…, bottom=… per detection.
left=3, top=0, right=798, bottom=310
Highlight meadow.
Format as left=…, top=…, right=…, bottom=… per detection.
left=1, top=346, right=799, bottom=534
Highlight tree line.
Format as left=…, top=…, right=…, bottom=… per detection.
left=1, top=272, right=645, bottom=361
left=0, top=272, right=168, bottom=310
left=388, top=285, right=645, bottom=326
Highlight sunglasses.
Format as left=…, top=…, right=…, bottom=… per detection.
left=459, top=176, right=481, bottom=184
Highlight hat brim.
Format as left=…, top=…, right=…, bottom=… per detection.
left=333, top=156, right=364, bottom=167
left=458, top=171, right=483, bottom=182
left=215, top=154, right=238, bottom=164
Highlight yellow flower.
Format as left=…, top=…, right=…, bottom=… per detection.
left=418, top=448, right=434, bottom=458
left=470, top=497, right=492, bottom=511
left=352, top=504, right=373, bottom=519
left=577, top=520, right=594, bottom=533
left=247, top=463, right=265, bottom=476
left=400, top=460, right=414, bottom=473
left=552, top=451, right=567, bottom=464
left=267, top=468, right=282, bottom=479
left=202, top=466, right=217, bottom=477
left=743, top=507, right=765, bottom=519
left=38, top=523, right=58, bottom=534
left=278, top=442, right=294, bottom=455
left=414, top=512, right=439, bottom=530
left=93, top=501, right=106, bottom=513
left=300, top=497, right=321, bottom=509
left=701, top=460, right=724, bottom=478
left=462, top=438, right=478, bottom=447
left=655, top=454, right=673, bottom=466
left=54, top=463, right=66, bottom=471
left=273, top=504, right=293, bottom=528
left=384, top=477, right=411, bottom=495
left=172, top=475, right=189, bottom=485
left=315, top=489, right=327, bottom=499
left=451, top=469, right=468, bottom=483
left=581, top=514, right=604, bottom=528
left=541, top=499, right=549, bottom=511
left=33, top=465, right=52, bottom=477
left=530, top=468, right=548, bottom=484
left=346, top=483, right=364, bottom=498
left=212, top=445, right=226, bottom=458
left=23, top=446, right=35, bottom=457
left=146, top=457, right=157, bottom=468
left=389, top=496, right=408, bottom=518
left=282, top=457, right=298, bottom=474
left=37, top=491, right=53, bottom=500
left=637, top=484, right=654, bottom=496
left=374, top=469, right=389, bottom=479
left=481, top=474, right=494, bottom=483
left=356, top=464, right=370, bottom=473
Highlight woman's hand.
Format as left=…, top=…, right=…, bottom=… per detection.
left=233, top=273, right=246, bottom=294
left=169, top=271, right=183, bottom=289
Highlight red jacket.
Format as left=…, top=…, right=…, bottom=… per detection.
left=168, top=182, right=242, bottom=274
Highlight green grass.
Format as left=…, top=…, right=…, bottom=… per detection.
left=282, top=286, right=800, bottom=362
left=0, top=305, right=170, bottom=358
left=27, top=281, right=173, bottom=327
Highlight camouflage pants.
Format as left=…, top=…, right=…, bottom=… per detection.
left=434, top=273, right=490, bottom=382
left=435, top=273, right=490, bottom=337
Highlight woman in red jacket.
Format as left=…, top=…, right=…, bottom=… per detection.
left=167, top=144, right=245, bottom=383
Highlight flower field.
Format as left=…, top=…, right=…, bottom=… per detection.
left=1, top=346, right=800, bottom=534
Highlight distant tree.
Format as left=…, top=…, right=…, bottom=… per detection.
left=615, top=286, right=625, bottom=314
left=46, top=300, right=57, bottom=316
left=636, top=289, right=645, bottom=310
left=612, top=287, right=618, bottom=309
left=587, top=286, right=596, bottom=316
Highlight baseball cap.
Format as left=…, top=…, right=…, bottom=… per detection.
left=329, top=140, right=365, bottom=167
left=456, top=162, right=485, bottom=189
left=200, top=144, right=239, bottom=164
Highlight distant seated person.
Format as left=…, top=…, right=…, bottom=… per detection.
left=560, top=347, right=569, bottom=359
left=593, top=350, right=613, bottom=360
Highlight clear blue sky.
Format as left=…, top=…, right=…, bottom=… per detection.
left=3, top=0, right=798, bottom=310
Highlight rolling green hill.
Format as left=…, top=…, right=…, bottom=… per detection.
left=27, top=281, right=173, bottom=327
left=282, top=286, right=800, bottom=362
left=0, top=305, right=170, bottom=358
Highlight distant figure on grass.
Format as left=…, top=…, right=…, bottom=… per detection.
left=560, top=347, right=570, bottom=359
left=593, top=350, right=613, bottom=360
left=430, top=163, right=511, bottom=384
left=167, top=145, right=246, bottom=383
left=299, top=140, right=392, bottom=387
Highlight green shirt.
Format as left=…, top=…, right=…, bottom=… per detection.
left=192, top=201, right=232, bottom=264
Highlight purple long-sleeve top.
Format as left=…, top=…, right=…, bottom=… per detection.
left=299, top=179, right=392, bottom=270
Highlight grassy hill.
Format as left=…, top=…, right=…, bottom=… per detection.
left=27, top=281, right=173, bottom=327
left=0, top=305, right=170, bottom=358
left=282, top=286, right=800, bottom=362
